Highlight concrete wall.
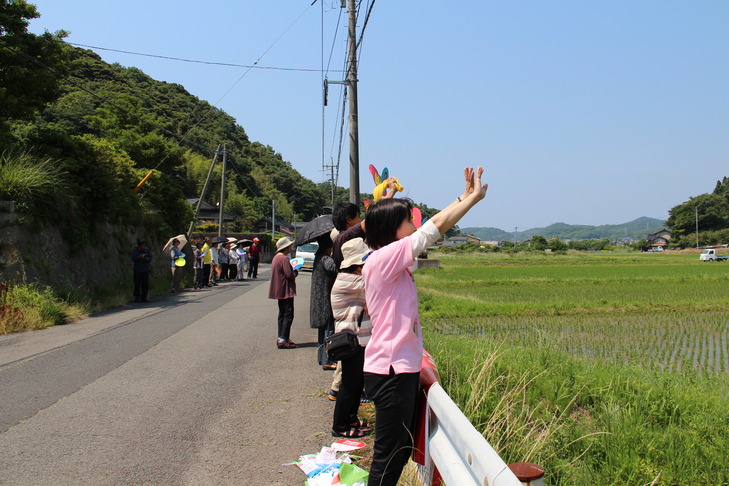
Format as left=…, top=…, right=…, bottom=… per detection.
left=0, top=202, right=171, bottom=298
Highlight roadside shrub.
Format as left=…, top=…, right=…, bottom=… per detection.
left=0, top=283, right=85, bottom=334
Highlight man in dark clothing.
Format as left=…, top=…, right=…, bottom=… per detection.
left=131, top=238, right=153, bottom=302
left=332, top=203, right=364, bottom=269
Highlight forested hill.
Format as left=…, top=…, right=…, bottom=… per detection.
left=461, top=216, right=666, bottom=242
left=5, top=44, right=329, bottom=239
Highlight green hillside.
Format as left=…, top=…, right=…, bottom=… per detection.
left=2, top=5, right=332, bottom=242
left=462, top=216, right=666, bottom=242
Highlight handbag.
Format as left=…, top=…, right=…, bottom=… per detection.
left=325, top=309, right=367, bottom=361
left=325, top=329, right=359, bottom=361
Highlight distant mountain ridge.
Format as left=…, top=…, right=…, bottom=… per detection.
left=461, top=217, right=666, bottom=242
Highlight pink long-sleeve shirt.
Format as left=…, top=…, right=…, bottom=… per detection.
left=362, top=220, right=441, bottom=374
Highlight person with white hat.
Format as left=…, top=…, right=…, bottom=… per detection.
left=268, top=237, right=298, bottom=349
left=330, top=237, right=372, bottom=438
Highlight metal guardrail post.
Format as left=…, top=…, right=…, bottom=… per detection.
left=508, top=462, right=545, bottom=485
left=414, top=350, right=546, bottom=486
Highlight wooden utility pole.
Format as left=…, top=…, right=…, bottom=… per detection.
left=217, top=145, right=227, bottom=238
left=326, top=1, right=360, bottom=205
left=187, top=145, right=221, bottom=238
left=346, top=0, right=360, bottom=205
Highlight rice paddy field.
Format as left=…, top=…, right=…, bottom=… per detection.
left=417, top=251, right=729, bottom=485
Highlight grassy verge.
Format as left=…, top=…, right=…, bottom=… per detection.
left=417, top=251, right=729, bottom=485
left=0, top=270, right=180, bottom=334
left=424, top=331, right=729, bottom=486
left=0, top=283, right=87, bottom=333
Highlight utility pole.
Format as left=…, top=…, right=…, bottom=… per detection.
left=187, top=145, right=220, bottom=238
left=329, top=1, right=360, bottom=205
left=271, top=199, right=276, bottom=240
left=217, top=144, right=227, bottom=238
left=346, top=0, right=360, bottom=205
left=323, top=158, right=338, bottom=212
left=695, top=205, right=699, bottom=249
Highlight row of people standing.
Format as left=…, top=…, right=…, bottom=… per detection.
left=192, top=237, right=262, bottom=290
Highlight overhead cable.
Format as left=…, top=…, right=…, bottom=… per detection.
left=68, top=42, right=344, bottom=73
left=0, top=37, right=214, bottom=155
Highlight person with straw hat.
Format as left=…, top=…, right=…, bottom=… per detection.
left=268, top=237, right=298, bottom=349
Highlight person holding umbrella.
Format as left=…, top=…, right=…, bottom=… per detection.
left=169, top=238, right=185, bottom=293
left=268, top=237, right=298, bottom=349
left=310, top=232, right=338, bottom=369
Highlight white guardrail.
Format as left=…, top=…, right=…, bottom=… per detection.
left=413, top=352, right=545, bottom=486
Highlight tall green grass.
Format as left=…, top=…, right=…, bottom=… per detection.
left=0, top=150, right=71, bottom=221
left=0, top=283, right=86, bottom=333
left=418, top=252, right=729, bottom=485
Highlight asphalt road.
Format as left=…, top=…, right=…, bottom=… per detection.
left=0, top=269, right=336, bottom=485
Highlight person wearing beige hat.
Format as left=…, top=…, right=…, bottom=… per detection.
left=330, top=237, right=372, bottom=438
left=268, top=237, right=298, bottom=349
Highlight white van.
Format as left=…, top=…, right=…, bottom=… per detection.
left=294, top=242, right=318, bottom=271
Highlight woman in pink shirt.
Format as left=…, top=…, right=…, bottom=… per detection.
left=362, top=166, right=488, bottom=486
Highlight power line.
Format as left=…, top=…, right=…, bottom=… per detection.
left=0, top=37, right=215, bottom=156
left=356, top=0, right=376, bottom=51
left=68, top=42, right=345, bottom=74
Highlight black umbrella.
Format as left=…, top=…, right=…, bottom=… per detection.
left=237, top=239, right=254, bottom=248
left=211, top=236, right=226, bottom=244
left=294, top=215, right=334, bottom=246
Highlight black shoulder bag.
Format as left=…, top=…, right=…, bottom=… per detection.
left=324, top=310, right=364, bottom=361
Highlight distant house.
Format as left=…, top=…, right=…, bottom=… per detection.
left=441, top=235, right=480, bottom=247
left=647, top=229, right=671, bottom=249
left=187, top=198, right=236, bottom=223
left=252, top=217, right=295, bottom=235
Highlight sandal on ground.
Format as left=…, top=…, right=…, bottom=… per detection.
left=349, top=418, right=369, bottom=428
left=327, top=390, right=337, bottom=401
left=332, top=426, right=370, bottom=438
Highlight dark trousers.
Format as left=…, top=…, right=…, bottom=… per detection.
left=317, top=325, right=335, bottom=366
left=133, top=271, right=150, bottom=301
left=248, top=256, right=259, bottom=278
left=364, top=369, right=420, bottom=486
left=202, top=263, right=211, bottom=286
left=171, top=267, right=183, bottom=291
left=194, top=268, right=203, bottom=288
left=228, top=264, right=237, bottom=280
left=332, top=346, right=365, bottom=433
left=277, top=297, right=294, bottom=341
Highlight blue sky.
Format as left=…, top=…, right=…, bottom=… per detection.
left=28, top=1, right=728, bottom=230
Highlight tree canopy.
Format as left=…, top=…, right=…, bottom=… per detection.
left=667, top=177, right=729, bottom=241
